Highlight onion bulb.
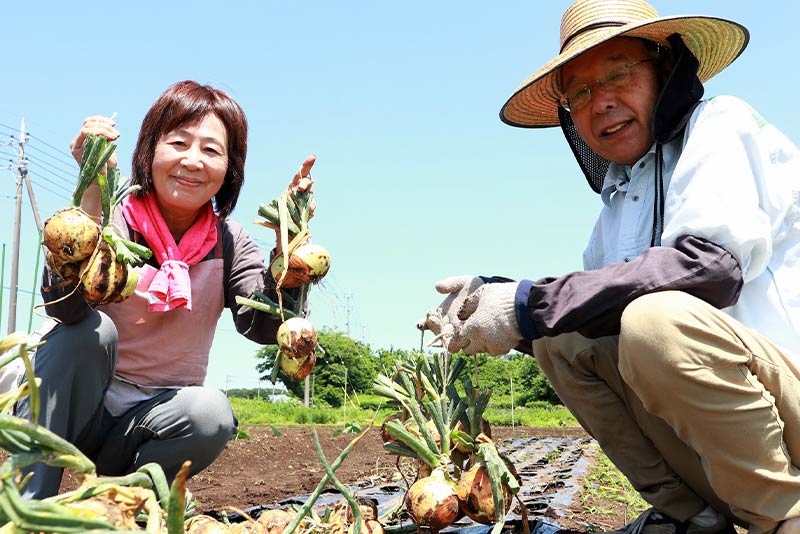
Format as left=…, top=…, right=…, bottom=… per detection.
left=456, top=461, right=512, bottom=525
left=405, top=467, right=460, bottom=532
left=42, top=207, right=100, bottom=264
left=277, top=317, right=317, bottom=358
left=79, top=241, right=131, bottom=305
left=270, top=242, right=330, bottom=288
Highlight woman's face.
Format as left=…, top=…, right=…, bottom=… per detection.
left=151, top=113, right=229, bottom=220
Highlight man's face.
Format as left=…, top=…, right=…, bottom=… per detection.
left=560, top=37, right=660, bottom=165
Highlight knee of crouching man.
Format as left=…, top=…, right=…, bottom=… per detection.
left=619, top=291, right=696, bottom=382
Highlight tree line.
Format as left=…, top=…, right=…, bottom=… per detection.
left=253, top=329, right=559, bottom=408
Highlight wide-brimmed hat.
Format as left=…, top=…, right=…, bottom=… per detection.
left=500, top=0, right=749, bottom=128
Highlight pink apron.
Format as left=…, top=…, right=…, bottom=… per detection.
left=100, top=255, right=225, bottom=387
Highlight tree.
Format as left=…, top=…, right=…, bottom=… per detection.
left=514, top=354, right=560, bottom=405
left=256, top=329, right=380, bottom=407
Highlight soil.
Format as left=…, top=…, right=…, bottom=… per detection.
left=41, top=424, right=636, bottom=532
left=180, top=425, right=628, bottom=532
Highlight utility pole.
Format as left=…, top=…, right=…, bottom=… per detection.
left=6, top=118, right=40, bottom=335
left=8, top=119, right=29, bottom=335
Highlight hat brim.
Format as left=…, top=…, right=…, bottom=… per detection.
left=499, top=15, right=749, bottom=128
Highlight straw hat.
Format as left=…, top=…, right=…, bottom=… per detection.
left=500, top=0, right=749, bottom=128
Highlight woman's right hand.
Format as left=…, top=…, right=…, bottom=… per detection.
left=70, top=115, right=120, bottom=221
left=69, top=115, right=120, bottom=170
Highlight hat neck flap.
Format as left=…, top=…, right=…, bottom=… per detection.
left=558, top=106, right=609, bottom=194
left=652, top=33, right=704, bottom=143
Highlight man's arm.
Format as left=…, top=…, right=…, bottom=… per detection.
left=516, top=235, right=743, bottom=340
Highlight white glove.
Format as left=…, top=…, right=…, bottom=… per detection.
left=416, top=275, right=488, bottom=346
left=447, top=282, right=522, bottom=356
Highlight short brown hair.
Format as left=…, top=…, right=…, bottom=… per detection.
left=131, top=80, right=248, bottom=219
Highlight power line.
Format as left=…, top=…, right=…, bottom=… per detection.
left=25, top=156, right=75, bottom=192
left=26, top=133, right=76, bottom=164
left=25, top=142, right=78, bottom=176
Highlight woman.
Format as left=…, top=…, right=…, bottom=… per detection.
left=16, top=80, right=314, bottom=498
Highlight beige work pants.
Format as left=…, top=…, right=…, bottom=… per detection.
left=532, top=291, right=800, bottom=534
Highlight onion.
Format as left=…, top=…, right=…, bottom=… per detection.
left=277, top=317, right=317, bottom=358
left=42, top=207, right=100, bottom=264
left=257, top=509, right=294, bottom=534
left=270, top=242, right=330, bottom=288
left=79, top=241, right=131, bottom=305
left=456, top=461, right=512, bottom=525
left=230, top=520, right=268, bottom=533
left=405, top=466, right=460, bottom=532
left=346, top=498, right=378, bottom=523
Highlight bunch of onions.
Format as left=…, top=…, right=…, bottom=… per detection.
left=42, top=135, right=151, bottom=305
left=374, top=354, right=522, bottom=534
left=238, top=182, right=330, bottom=384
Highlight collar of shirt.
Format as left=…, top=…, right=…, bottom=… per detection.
left=600, top=140, right=682, bottom=207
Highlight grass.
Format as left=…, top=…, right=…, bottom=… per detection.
left=579, top=444, right=649, bottom=523
left=229, top=396, right=578, bottom=428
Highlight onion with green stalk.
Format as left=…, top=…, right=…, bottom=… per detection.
left=374, top=351, right=525, bottom=534
left=41, top=133, right=114, bottom=275
left=455, top=434, right=520, bottom=527
left=42, top=134, right=152, bottom=305
left=256, top=189, right=331, bottom=290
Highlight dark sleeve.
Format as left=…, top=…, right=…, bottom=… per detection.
left=221, top=220, right=290, bottom=345
left=514, top=235, right=744, bottom=340
left=39, top=265, right=93, bottom=324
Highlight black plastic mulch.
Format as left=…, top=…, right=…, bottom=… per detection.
left=216, top=435, right=597, bottom=534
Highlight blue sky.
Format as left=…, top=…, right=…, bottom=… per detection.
left=1, top=2, right=798, bottom=390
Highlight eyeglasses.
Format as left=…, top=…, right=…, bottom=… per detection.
left=559, top=58, right=656, bottom=112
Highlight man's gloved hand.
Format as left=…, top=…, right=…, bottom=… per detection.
left=447, top=282, right=522, bottom=356
left=416, top=276, right=488, bottom=339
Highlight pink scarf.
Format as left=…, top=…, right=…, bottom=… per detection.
left=122, top=194, right=218, bottom=312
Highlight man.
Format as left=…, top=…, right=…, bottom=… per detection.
left=420, top=1, right=800, bottom=533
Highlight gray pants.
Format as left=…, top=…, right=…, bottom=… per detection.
left=15, top=310, right=237, bottom=499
